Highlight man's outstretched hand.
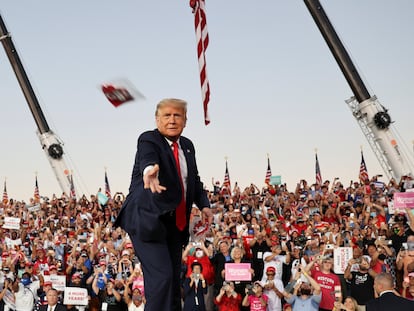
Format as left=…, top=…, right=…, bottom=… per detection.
left=144, top=164, right=167, bottom=193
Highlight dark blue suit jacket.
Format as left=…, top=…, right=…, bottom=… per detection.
left=115, top=129, right=210, bottom=242
left=366, top=292, right=414, bottom=311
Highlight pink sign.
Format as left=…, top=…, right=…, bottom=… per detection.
left=225, top=263, right=252, bottom=281
left=394, top=192, right=414, bottom=210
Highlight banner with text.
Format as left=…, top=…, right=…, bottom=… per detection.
left=225, top=263, right=252, bottom=281
left=63, top=287, right=88, bottom=306
left=333, top=247, right=353, bottom=274
left=394, top=192, right=414, bottom=210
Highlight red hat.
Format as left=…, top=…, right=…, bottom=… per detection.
left=49, top=265, right=57, bottom=271
left=68, top=231, right=75, bottom=237
left=1, top=252, right=9, bottom=258
left=25, top=262, right=33, bottom=267
left=266, top=266, right=276, bottom=274
left=99, top=260, right=107, bottom=266
left=125, top=243, right=133, bottom=249
left=43, top=281, right=53, bottom=287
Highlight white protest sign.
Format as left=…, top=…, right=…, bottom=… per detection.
left=63, top=287, right=88, bottom=306
left=2, top=217, right=21, bottom=230
left=27, top=203, right=41, bottom=213
left=44, top=275, right=66, bottom=292
left=333, top=247, right=353, bottom=274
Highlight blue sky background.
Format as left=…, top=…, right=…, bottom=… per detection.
left=1, top=0, right=414, bottom=200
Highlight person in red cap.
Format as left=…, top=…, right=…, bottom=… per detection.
left=262, top=266, right=284, bottom=311
left=36, top=280, right=54, bottom=308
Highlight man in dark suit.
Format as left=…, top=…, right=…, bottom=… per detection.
left=39, top=288, right=66, bottom=311
left=366, top=272, right=414, bottom=311
left=115, top=98, right=212, bottom=311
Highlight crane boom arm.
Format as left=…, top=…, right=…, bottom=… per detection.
left=0, top=13, right=74, bottom=194
left=303, top=0, right=414, bottom=181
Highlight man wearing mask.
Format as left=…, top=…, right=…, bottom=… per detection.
left=282, top=270, right=321, bottom=311
left=123, top=284, right=145, bottom=311
left=14, top=271, right=43, bottom=311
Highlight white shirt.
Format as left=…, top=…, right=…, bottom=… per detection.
left=14, top=281, right=40, bottom=311
left=261, top=253, right=287, bottom=281
left=263, top=278, right=284, bottom=311
left=143, top=138, right=188, bottom=195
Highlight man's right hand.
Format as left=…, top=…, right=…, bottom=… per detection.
left=143, top=164, right=167, bottom=193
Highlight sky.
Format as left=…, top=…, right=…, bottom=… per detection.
left=1, top=0, right=414, bottom=201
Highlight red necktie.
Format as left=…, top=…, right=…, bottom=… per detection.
left=172, top=141, right=186, bottom=231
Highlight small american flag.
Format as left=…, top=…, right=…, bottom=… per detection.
left=265, top=157, right=272, bottom=185
left=69, top=174, right=76, bottom=200
left=2, top=180, right=8, bottom=205
left=105, top=171, right=111, bottom=199
left=190, top=0, right=211, bottom=125
left=359, top=151, right=369, bottom=183
left=315, top=153, right=322, bottom=185
left=223, top=160, right=231, bottom=189
left=34, top=176, right=40, bottom=203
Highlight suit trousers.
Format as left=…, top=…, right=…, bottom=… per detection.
left=131, top=211, right=187, bottom=311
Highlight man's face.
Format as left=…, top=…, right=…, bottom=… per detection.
left=46, top=290, right=58, bottom=306
left=156, top=104, right=186, bottom=141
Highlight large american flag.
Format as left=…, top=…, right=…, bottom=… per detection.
left=190, top=0, right=211, bottom=125
left=265, top=157, right=272, bottom=185
left=359, top=151, right=369, bottom=183
left=223, top=160, right=231, bottom=188
left=105, top=171, right=112, bottom=198
left=2, top=180, right=8, bottom=205
left=34, top=176, right=40, bottom=203
left=315, top=153, right=322, bottom=185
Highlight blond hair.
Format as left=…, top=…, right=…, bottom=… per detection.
left=155, top=98, right=187, bottom=116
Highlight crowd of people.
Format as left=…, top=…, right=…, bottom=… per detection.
left=1, top=174, right=414, bottom=311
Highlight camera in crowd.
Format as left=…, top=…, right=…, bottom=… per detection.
left=245, top=283, right=254, bottom=295
left=293, top=232, right=308, bottom=249
left=192, top=273, right=201, bottom=280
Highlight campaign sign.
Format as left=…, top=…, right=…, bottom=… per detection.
left=44, top=275, right=66, bottom=292
left=225, top=263, right=252, bottom=281
left=63, top=287, right=88, bottom=306
left=394, top=192, right=414, bottom=210
left=2, top=217, right=21, bottom=230
left=333, top=247, right=353, bottom=274
left=27, top=203, right=41, bottom=213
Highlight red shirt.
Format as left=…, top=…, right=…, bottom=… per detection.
left=311, top=269, right=341, bottom=310
left=214, top=293, right=242, bottom=311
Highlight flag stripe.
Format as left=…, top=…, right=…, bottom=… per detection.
left=265, top=157, right=272, bottom=184
left=359, top=151, right=369, bottom=182
left=223, top=161, right=231, bottom=188
left=315, top=153, right=322, bottom=185
left=105, top=172, right=112, bottom=198
left=192, top=0, right=211, bottom=125
left=2, top=181, right=8, bottom=205
left=34, top=176, right=40, bottom=203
